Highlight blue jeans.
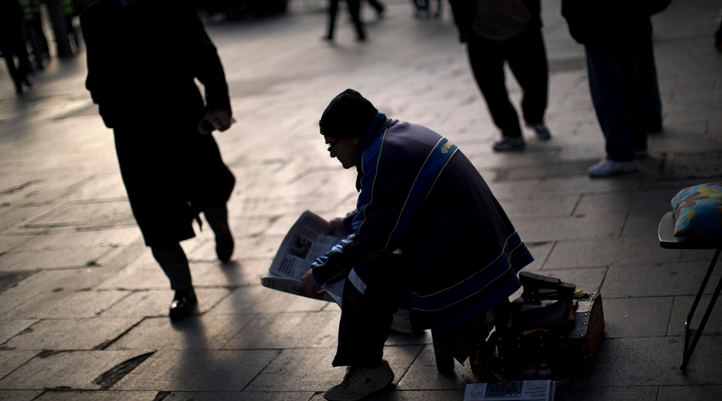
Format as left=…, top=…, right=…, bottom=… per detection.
left=636, top=17, right=663, bottom=130
left=586, top=40, right=646, bottom=162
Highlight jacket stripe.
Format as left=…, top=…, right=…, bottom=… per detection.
left=373, top=137, right=458, bottom=258
left=409, top=231, right=531, bottom=312
left=355, top=128, right=388, bottom=238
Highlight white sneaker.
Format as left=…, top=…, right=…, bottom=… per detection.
left=588, top=159, right=637, bottom=178
left=324, top=360, right=394, bottom=401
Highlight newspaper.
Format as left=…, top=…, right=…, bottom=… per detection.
left=261, top=210, right=345, bottom=305
left=464, top=380, right=555, bottom=401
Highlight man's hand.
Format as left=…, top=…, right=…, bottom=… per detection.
left=203, top=109, right=233, bottom=132
left=301, top=269, right=324, bottom=299
left=326, top=217, right=347, bottom=237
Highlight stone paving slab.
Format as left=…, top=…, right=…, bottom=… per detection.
left=0, top=351, right=38, bottom=380
left=12, top=227, right=142, bottom=250
left=309, top=390, right=466, bottom=401
left=2, top=318, right=140, bottom=351
left=603, top=262, right=722, bottom=299
left=166, top=392, right=315, bottom=401
left=587, top=336, right=722, bottom=386
left=602, top=297, right=674, bottom=339
left=0, top=391, right=41, bottom=401
left=544, top=237, right=679, bottom=269
left=657, top=385, right=722, bottom=401
left=555, top=385, right=658, bottom=401
left=0, top=271, right=32, bottom=292
left=99, top=289, right=230, bottom=318
left=1, top=267, right=124, bottom=305
left=108, top=314, right=256, bottom=351
left=113, top=349, right=278, bottom=392
left=497, top=195, right=579, bottom=219
left=396, top=346, right=487, bottom=390
left=574, top=188, right=678, bottom=218
left=208, top=285, right=329, bottom=315
left=33, top=391, right=158, bottom=401
left=0, top=320, right=36, bottom=345
left=222, top=311, right=340, bottom=349
left=246, top=346, right=421, bottom=392
left=1, top=290, right=129, bottom=320
left=667, top=295, right=722, bottom=336
left=0, top=236, right=31, bottom=254
left=0, top=350, right=151, bottom=390
left=513, top=213, right=627, bottom=243
left=0, top=248, right=111, bottom=272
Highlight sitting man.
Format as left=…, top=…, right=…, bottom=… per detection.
left=301, top=89, right=534, bottom=401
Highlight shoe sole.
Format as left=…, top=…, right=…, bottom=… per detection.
left=324, top=372, right=394, bottom=401
left=588, top=167, right=637, bottom=178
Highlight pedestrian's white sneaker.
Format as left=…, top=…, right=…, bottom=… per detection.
left=588, top=159, right=637, bottom=178
left=324, top=360, right=394, bottom=401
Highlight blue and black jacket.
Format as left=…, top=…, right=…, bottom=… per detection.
left=312, top=114, right=533, bottom=329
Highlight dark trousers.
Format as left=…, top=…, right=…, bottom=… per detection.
left=586, top=41, right=647, bottom=162
left=1, top=28, right=32, bottom=91
left=636, top=17, right=663, bottom=130
left=467, top=25, right=549, bottom=138
left=327, top=0, right=365, bottom=41
left=151, top=205, right=230, bottom=290
left=367, top=0, right=384, bottom=14
left=333, top=255, right=408, bottom=367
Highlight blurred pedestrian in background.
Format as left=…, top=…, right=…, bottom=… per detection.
left=82, top=0, right=236, bottom=320
left=61, top=0, right=81, bottom=52
left=325, top=0, right=366, bottom=42
left=562, top=0, right=669, bottom=178
left=19, top=0, right=48, bottom=70
left=449, top=0, right=551, bottom=152
left=366, top=0, right=385, bottom=19
left=1, top=0, right=34, bottom=95
left=411, top=0, right=441, bottom=18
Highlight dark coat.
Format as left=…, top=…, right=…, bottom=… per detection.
left=561, top=0, right=670, bottom=45
left=311, top=116, right=534, bottom=329
left=448, top=0, right=542, bottom=43
left=0, top=0, right=25, bottom=54
left=81, top=0, right=235, bottom=246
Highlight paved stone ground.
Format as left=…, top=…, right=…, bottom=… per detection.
left=1, top=0, right=721, bottom=400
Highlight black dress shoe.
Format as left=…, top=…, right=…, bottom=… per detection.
left=215, top=235, right=234, bottom=263
left=169, top=288, right=197, bottom=320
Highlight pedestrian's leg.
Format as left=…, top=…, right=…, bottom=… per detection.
left=151, top=243, right=197, bottom=320
left=507, top=27, right=549, bottom=128
left=467, top=34, right=524, bottom=151
left=203, top=204, right=234, bottom=263
left=15, top=34, right=33, bottom=85
left=24, top=23, right=44, bottom=70
left=3, top=54, right=23, bottom=94
left=585, top=45, right=639, bottom=177
left=635, top=17, right=663, bottom=133
left=325, top=0, right=340, bottom=40
left=619, top=45, right=647, bottom=154
left=151, top=243, right=192, bottom=291
left=346, top=0, right=366, bottom=41
left=367, top=0, right=384, bottom=16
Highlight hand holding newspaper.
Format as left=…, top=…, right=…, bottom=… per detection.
left=261, top=210, right=346, bottom=305
left=261, top=210, right=415, bottom=333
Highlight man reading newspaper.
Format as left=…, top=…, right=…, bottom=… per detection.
left=301, top=89, right=534, bottom=401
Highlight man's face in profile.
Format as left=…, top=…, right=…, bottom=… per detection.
left=324, top=135, right=358, bottom=169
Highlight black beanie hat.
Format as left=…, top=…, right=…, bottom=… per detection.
left=319, top=89, right=378, bottom=139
